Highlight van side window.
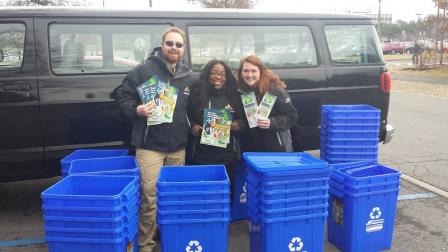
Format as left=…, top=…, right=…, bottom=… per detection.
left=49, top=24, right=169, bottom=74
left=188, top=26, right=317, bottom=70
left=0, top=23, right=25, bottom=69
left=324, top=25, right=383, bottom=65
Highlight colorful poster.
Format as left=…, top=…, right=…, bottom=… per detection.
left=200, top=108, right=233, bottom=148
left=241, top=91, right=258, bottom=128
left=159, top=85, right=178, bottom=123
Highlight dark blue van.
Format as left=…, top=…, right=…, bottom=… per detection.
left=0, top=8, right=393, bottom=181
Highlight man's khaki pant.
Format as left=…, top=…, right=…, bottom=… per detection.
left=136, top=148, right=185, bottom=252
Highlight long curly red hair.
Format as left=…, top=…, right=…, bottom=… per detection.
left=237, top=55, right=286, bottom=96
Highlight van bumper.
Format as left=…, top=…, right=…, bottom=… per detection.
left=383, top=124, right=394, bottom=144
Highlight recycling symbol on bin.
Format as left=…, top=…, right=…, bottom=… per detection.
left=369, top=207, right=382, bottom=220
left=186, top=240, right=203, bottom=252
left=288, top=237, right=304, bottom=252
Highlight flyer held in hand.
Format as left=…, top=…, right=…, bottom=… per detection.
left=137, top=76, right=179, bottom=126
left=241, top=91, right=277, bottom=128
left=200, top=108, right=233, bottom=148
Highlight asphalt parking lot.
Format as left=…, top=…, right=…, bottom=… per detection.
left=1, top=163, right=447, bottom=252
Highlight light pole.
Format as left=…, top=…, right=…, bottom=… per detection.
left=416, top=13, right=422, bottom=39
left=378, top=0, right=382, bottom=42
left=149, top=0, right=152, bottom=7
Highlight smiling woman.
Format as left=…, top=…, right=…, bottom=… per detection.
left=187, top=59, right=246, bottom=199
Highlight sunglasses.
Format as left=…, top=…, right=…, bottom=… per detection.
left=164, top=40, right=184, bottom=49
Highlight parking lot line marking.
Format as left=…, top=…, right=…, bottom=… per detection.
left=402, top=174, right=448, bottom=198
left=398, top=192, right=437, bottom=201
left=0, top=237, right=45, bottom=248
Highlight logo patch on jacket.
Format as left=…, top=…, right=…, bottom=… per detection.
left=184, top=86, right=190, bottom=95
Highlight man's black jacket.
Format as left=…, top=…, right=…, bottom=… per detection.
left=114, top=47, right=194, bottom=152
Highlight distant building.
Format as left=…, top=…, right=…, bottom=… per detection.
left=349, top=12, right=393, bottom=24
left=366, top=13, right=393, bottom=24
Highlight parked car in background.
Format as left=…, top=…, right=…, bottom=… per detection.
left=399, top=41, right=415, bottom=54
left=381, top=43, right=405, bottom=54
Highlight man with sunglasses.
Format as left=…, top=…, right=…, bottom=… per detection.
left=113, top=26, right=193, bottom=252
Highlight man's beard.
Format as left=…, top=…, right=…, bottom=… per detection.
left=165, top=50, right=181, bottom=64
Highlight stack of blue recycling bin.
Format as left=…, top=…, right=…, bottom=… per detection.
left=320, top=105, right=381, bottom=163
left=60, top=149, right=129, bottom=177
left=244, top=152, right=330, bottom=252
left=328, top=161, right=401, bottom=252
left=41, top=175, right=139, bottom=252
left=156, top=165, right=231, bottom=252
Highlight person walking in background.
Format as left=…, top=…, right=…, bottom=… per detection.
left=187, top=59, right=246, bottom=198
left=412, top=41, right=422, bottom=65
left=113, top=27, right=194, bottom=252
left=237, top=55, right=298, bottom=152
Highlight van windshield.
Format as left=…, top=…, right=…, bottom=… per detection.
left=324, top=25, right=383, bottom=65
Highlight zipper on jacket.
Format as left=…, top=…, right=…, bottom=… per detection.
left=191, top=136, right=198, bottom=161
left=276, top=132, right=284, bottom=148
left=143, top=126, right=149, bottom=145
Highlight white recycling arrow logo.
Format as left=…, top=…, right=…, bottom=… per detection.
left=242, top=182, right=247, bottom=193
left=186, top=240, right=202, bottom=252
left=370, top=207, right=382, bottom=220
left=288, top=237, right=304, bottom=252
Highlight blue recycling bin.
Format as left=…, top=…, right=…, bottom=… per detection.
left=42, top=175, right=139, bottom=252
left=328, top=162, right=400, bottom=252
left=243, top=152, right=330, bottom=252
left=68, top=156, right=139, bottom=177
left=60, top=149, right=128, bottom=177
left=156, top=165, right=231, bottom=252
left=249, top=213, right=327, bottom=252
left=320, top=105, right=380, bottom=164
left=231, top=161, right=249, bottom=221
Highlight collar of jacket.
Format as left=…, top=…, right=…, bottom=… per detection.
left=237, top=81, right=256, bottom=94
left=149, top=47, right=192, bottom=79
left=209, top=83, right=232, bottom=96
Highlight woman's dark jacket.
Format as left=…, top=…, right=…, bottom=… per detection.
left=239, top=84, right=298, bottom=152
left=113, top=47, right=194, bottom=152
left=187, top=82, right=246, bottom=165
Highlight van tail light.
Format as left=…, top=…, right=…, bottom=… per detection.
left=380, top=72, right=392, bottom=93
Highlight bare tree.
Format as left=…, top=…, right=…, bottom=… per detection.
left=432, top=0, right=447, bottom=65
left=189, top=0, right=257, bottom=9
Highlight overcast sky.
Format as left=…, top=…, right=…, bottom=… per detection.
left=2, top=0, right=439, bottom=22
left=85, top=0, right=438, bottom=22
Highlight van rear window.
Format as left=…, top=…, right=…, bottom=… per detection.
left=324, top=25, right=383, bottom=65
left=0, top=23, right=25, bottom=70
left=49, top=24, right=169, bottom=75
left=188, top=25, right=318, bottom=70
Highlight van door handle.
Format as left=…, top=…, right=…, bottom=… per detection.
left=2, top=83, right=32, bottom=92
left=2, top=83, right=32, bottom=98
